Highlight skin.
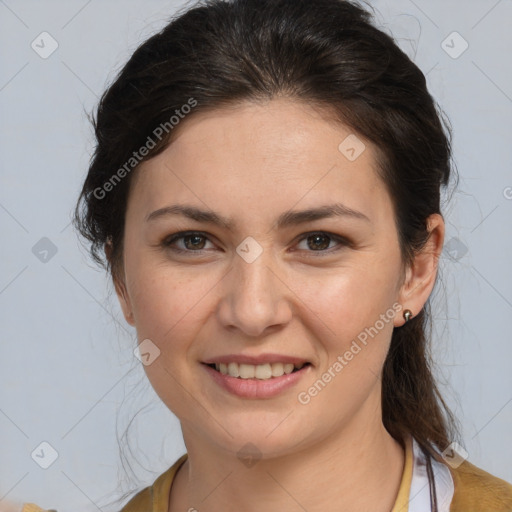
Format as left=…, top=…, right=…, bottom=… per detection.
left=109, top=98, right=444, bottom=512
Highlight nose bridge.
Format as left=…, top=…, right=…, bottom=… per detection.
left=236, top=246, right=274, bottom=297
left=219, top=239, right=291, bottom=336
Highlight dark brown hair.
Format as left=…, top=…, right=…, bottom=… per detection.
left=74, top=0, right=460, bottom=462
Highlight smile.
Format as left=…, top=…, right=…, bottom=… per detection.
left=207, top=362, right=309, bottom=380
left=202, top=361, right=312, bottom=399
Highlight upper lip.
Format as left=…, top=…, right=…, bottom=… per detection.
left=202, top=353, right=311, bottom=366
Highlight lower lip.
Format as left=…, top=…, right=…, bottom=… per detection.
left=202, top=363, right=311, bottom=399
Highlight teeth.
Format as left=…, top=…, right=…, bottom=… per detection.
left=213, top=362, right=306, bottom=379
left=255, top=364, right=272, bottom=379
left=239, top=363, right=255, bottom=379
left=227, top=362, right=239, bottom=377
left=271, top=362, right=284, bottom=377
left=283, top=363, right=294, bottom=374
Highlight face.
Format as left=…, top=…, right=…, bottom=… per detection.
left=114, top=98, right=436, bottom=459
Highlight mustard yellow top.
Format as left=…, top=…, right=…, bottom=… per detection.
left=391, top=434, right=414, bottom=512
left=21, top=435, right=512, bottom=512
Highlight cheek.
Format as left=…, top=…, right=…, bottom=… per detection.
left=125, top=249, right=218, bottom=336
left=126, top=265, right=217, bottom=416
left=291, top=263, right=399, bottom=344
left=293, top=274, right=397, bottom=419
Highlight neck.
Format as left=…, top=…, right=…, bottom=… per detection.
left=169, top=413, right=405, bottom=512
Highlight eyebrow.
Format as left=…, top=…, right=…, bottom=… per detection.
left=146, top=202, right=370, bottom=230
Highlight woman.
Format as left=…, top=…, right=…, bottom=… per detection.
left=60, top=0, right=512, bottom=511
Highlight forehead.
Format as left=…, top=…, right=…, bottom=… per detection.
left=128, top=98, right=391, bottom=226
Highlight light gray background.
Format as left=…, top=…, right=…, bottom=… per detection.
left=1, top=0, right=511, bottom=510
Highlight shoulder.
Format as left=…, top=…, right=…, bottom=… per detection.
left=119, top=486, right=152, bottom=512
left=447, top=458, right=512, bottom=511
left=120, top=454, right=188, bottom=512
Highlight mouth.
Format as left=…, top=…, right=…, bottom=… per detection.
left=201, top=356, right=313, bottom=398
left=203, top=361, right=312, bottom=380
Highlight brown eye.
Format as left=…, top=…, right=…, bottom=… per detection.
left=306, top=233, right=331, bottom=250
left=162, top=231, right=214, bottom=253
left=295, top=231, right=348, bottom=255
left=182, top=234, right=207, bottom=250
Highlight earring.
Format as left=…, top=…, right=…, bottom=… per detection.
left=403, top=309, right=413, bottom=323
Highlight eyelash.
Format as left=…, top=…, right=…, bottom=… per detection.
left=161, top=230, right=350, bottom=256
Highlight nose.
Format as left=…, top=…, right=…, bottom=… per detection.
left=216, top=246, right=293, bottom=337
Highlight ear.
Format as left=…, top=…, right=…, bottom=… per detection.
left=395, top=213, right=445, bottom=327
left=105, top=241, right=135, bottom=326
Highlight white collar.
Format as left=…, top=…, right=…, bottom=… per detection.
left=408, top=437, right=455, bottom=512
